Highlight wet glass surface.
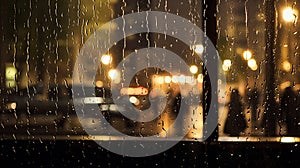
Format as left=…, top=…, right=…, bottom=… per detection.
left=0, top=0, right=299, bottom=166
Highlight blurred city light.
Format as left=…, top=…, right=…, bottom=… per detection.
left=197, top=74, right=203, bottom=83
left=282, top=7, right=297, bottom=22
left=282, top=60, right=292, bottom=72
left=7, top=102, right=17, bottom=110
left=247, top=59, right=258, bottom=71
left=5, top=66, right=17, bottom=87
left=243, top=50, right=252, bottom=60
left=222, top=59, right=232, bottom=72
left=280, top=81, right=291, bottom=90
left=222, top=65, right=229, bottom=72
left=164, top=76, right=172, bottom=83
left=153, top=75, right=197, bottom=85
left=5, top=67, right=17, bottom=79
left=223, top=59, right=232, bottom=67
left=101, top=54, right=112, bottom=65
left=120, top=87, right=149, bottom=96
left=281, top=137, right=296, bottom=143
left=108, top=69, right=120, bottom=83
left=157, top=76, right=164, bottom=84
left=129, top=96, right=139, bottom=105
left=189, top=65, right=198, bottom=74
left=193, top=44, right=204, bottom=54
left=172, top=76, right=178, bottom=83
left=95, top=81, right=104, bottom=87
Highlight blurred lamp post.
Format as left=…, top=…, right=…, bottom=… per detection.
left=264, top=0, right=277, bottom=136
left=264, top=3, right=298, bottom=136
left=281, top=7, right=297, bottom=81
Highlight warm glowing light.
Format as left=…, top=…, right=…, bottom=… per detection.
left=197, top=74, right=203, bottom=83
left=189, top=65, right=198, bottom=74
left=247, top=59, right=258, bottom=71
left=194, top=44, right=204, bottom=54
left=129, top=96, right=139, bottom=104
left=108, top=69, right=119, bottom=80
left=101, top=54, right=112, bottom=65
left=153, top=75, right=198, bottom=84
left=6, top=67, right=17, bottom=80
left=224, top=59, right=232, bottom=67
left=95, top=81, right=104, bottom=87
left=280, top=81, right=291, bottom=90
left=120, top=87, right=148, bottom=96
left=172, top=76, right=178, bottom=83
left=283, top=7, right=297, bottom=22
left=251, top=64, right=258, bottom=71
left=243, top=50, right=252, bottom=60
left=247, top=59, right=256, bottom=67
left=282, top=60, right=292, bottom=72
left=164, top=76, right=172, bottom=83
left=222, top=59, right=232, bottom=71
left=222, top=64, right=229, bottom=71
left=281, top=137, right=295, bottom=143
left=10, top=102, right=17, bottom=109
left=157, top=76, right=164, bottom=84
left=7, top=102, right=17, bottom=110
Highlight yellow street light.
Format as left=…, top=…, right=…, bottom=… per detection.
left=282, top=60, right=292, bottom=72
left=243, top=50, right=252, bottom=60
left=101, top=54, right=112, bottom=65
left=5, top=67, right=17, bottom=80
left=108, top=69, right=120, bottom=83
left=247, top=59, right=258, bottom=71
left=222, top=59, right=232, bottom=72
left=95, top=81, right=104, bottom=87
left=189, top=65, right=198, bottom=74
left=193, top=44, right=204, bottom=54
left=223, top=59, right=232, bottom=67
left=282, top=7, right=297, bottom=22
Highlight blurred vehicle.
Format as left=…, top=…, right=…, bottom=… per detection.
left=3, top=82, right=177, bottom=135
left=4, top=83, right=72, bottom=116
left=3, top=83, right=116, bottom=128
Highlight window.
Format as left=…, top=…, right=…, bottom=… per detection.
left=0, top=0, right=299, bottom=166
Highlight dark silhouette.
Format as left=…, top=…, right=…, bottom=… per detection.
left=280, top=87, right=299, bottom=136
left=247, top=88, right=260, bottom=129
left=224, top=89, right=247, bottom=136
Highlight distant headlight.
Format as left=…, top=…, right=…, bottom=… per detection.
left=6, top=102, right=17, bottom=110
